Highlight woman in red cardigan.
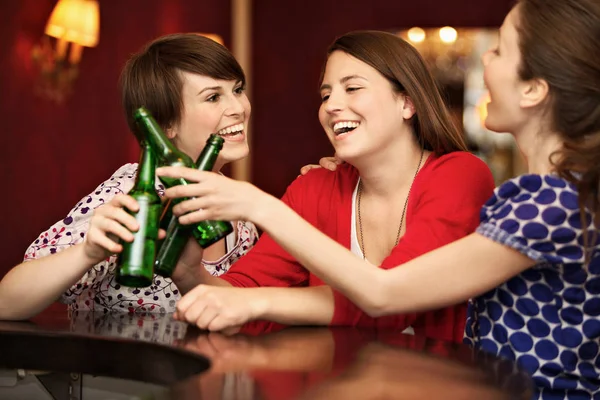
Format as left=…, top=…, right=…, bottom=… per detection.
left=161, top=31, right=496, bottom=342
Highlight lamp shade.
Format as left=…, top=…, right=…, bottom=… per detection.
left=45, top=0, right=99, bottom=47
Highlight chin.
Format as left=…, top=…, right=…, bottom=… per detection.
left=222, top=146, right=250, bottom=164
left=483, top=117, right=504, bottom=134
left=333, top=147, right=360, bottom=165
left=483, top=118, right=495, bottom=131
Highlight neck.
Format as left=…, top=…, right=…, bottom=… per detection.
left=353, top=133, right=428, bottom=198
left=214, top=159, right=226, bottom=173
left=512, top=118, right=563, bottom=175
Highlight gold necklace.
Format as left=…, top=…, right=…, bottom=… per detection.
left=357, top=148, right=425, bottom=260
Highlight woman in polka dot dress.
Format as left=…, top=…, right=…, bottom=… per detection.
left=152, top=0, right=600, bottom=398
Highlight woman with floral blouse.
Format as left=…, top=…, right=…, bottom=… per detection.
left=0, top=33, right=260, bottom=318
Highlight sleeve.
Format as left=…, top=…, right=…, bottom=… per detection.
left=331, top=153, right=496, bottom=339
left=476, top=174, right=586, bottom=266
left=220, top=175, right=312, bottom=288
left=23, top=163, right=138, bottom=304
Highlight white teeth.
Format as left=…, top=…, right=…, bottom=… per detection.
left=333, top=121, right=360, bottom=134
left=217, top=123, right=244, bottom=136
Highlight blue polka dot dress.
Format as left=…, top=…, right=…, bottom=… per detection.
left=464, top=174, right=600, bottom=399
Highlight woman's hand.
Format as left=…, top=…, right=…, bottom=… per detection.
left=170, top=236, right=217, bottom=294
left=174, top=285, right=267, bottom=331
left=82, top=194, right=140, bottom=263
left=299, top=154, right=344, bottom=176
left=83, top=194, right=165, bottom=265
left=156, top=167, right=276, bottom=225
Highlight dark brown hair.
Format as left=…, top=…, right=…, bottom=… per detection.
left=120, top=33, right=245, bottom=139
left=516, top=0, right=600, bottom=247
left=322, top=30, right=468, bottom=155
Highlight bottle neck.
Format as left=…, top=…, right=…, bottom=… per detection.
left=135, top=141, right=157, bottom=192
left=136, top=115, right=194, bottom=167
left=196, top=135, right=224, bottom=171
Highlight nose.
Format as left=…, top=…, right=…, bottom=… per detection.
left=323, top=89, right=344, bottom=114
left=225, top=94, right=245, bottom=117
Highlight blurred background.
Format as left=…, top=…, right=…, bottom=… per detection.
left=0, top=0, right=521, bottom=278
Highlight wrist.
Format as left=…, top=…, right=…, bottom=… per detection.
left=249, top=288, right=271, bottom=320
left=73, top=243, right=102, bottom=270
left=250, top=193, right=283, bottom=230
left=171, top=262, right=203, bottom=294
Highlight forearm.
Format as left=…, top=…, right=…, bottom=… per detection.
left=0, top=244, right=96, bottom=320
left=254, top=199, right=387, bottom=316
left=256, top=285, right=334, bottom=326
left=255, top=199, right=534, bottom=317
left=172, top=265, right=231, bottom=294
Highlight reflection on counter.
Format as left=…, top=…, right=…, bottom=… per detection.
left=0, top=371, right=169, bottom=400
left=0, top=313, right=532, bottom=399
left=68, top=310, right=188, bottom=345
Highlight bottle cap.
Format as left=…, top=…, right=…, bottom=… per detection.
left=133, top=107, right=150, bottom=121
left=207, top=133, right=225, bottom=149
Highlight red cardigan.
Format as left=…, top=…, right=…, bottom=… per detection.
left=221, top=151, right=495, bottom=343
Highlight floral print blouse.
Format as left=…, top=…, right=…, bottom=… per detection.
left=24, top=163, right=259, bottom=314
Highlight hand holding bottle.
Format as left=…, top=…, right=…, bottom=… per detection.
left=156, top=167, right=276, bottom=226
left=83, top=194, right=166, bottom=265
left=83, top=194, right=140, bottom=264
left=134, top=108, right=233, bottom=253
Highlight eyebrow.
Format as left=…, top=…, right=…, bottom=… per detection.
left=319, top=74, right=368, bottom=92
left=197, top=80, right=244, bottom=96
left=198, top=86, right=222, bottom=96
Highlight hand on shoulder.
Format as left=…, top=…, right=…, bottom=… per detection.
left=299, top=154, right=344, bottom=176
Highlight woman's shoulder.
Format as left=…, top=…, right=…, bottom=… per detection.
left=425, top=151, right=491, bottom=174
left=478, top=174, right=590, bottom=265
left=101, top=162, right=166, bottom=195
left=112, top=162, right=138, bottom=176
left=481, top=174, right=582, bottom=231
left=86, top=163, right=140, bottom=198
left=96, top=163, right=138, bottom=188
left=416, top=151, right=495, bottom=194
left=488, top=174, right=577, bottom=206
left=289, top=163, right=358, bottom=193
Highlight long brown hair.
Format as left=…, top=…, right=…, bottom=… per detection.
left=322, top=30, right=467, bottom=155
left=516, top=0, right=600, bottom=249
left=120, top=33, right=245, bottom=141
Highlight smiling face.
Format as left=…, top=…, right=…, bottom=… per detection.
left=168, top=72, right=251, bottom=168
left=481, top=7, right=529, bottom=134
left=318, top=51, right=414, bottom=162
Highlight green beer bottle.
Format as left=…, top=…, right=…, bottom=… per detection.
left=132, top=107, right=233, bottom=276
left=189, top=134, right=234, bottom=247
left=116, top=142, right=161, bottom=287
left=133, top=107, right=196, bottom=185
left=154, top=134, right=233, bottom=277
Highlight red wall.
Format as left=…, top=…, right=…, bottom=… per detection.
left=0, top=0, right=512, bottom=277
